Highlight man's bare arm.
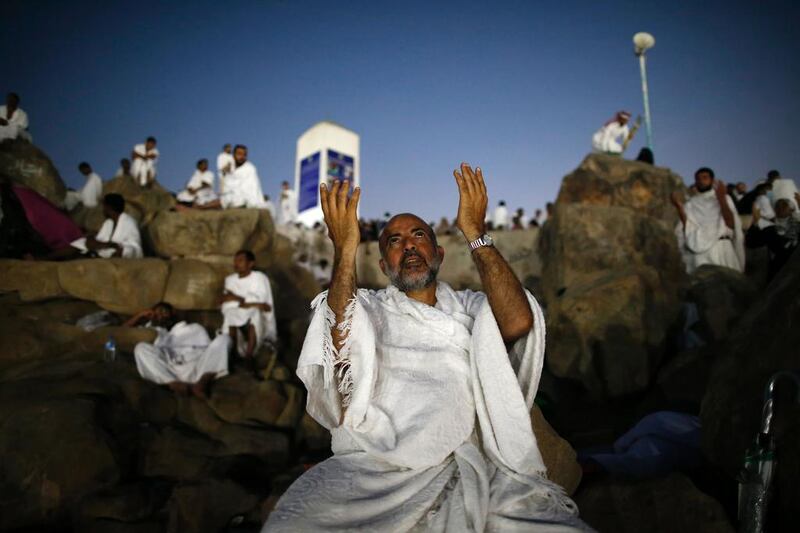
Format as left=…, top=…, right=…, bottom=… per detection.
left=671, top=191, right=687, bottom=227
left=320, top=179, right=361, bottom=349
left=714, top=180, right=735, bottom=230
left=453, top=163, right=533, bottom=344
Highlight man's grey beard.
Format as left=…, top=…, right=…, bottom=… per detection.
left=386, top=254, right=442, bottom=292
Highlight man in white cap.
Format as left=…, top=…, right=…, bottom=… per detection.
left=591, top=111, right=632, bottom=155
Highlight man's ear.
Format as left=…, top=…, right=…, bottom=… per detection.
left=379, top=258, right=386, bottom=275
left=437, top=246, right=445, bottom=263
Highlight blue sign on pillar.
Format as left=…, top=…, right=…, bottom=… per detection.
left=298, top=152, right=320, bottom=212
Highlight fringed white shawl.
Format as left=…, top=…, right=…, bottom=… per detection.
left=265, top=282, right=588, bottom=532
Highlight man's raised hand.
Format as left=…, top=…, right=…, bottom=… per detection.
left=453, top=163, right=488, bottom=242
left=320, top=180, right=361, bottom=254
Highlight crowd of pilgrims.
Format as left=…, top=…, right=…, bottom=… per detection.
left=3, top=92, right=799, bottom=397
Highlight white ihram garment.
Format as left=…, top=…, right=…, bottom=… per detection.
left=221, top=161, right=267, bottom=209
left=753, top=194, right=776, bottom=229
left=217, top=151, right=235, bottom=188
left=493, top=205, right=509, bottom=229
left=279, top=188, right=298, bottom=224
left=131, top=143, right=159, bottom=186
left=675, top=190, right=744, bottom=274
left=221, top=271, right=277, bottom=356
left=65, top=172, right=104, bottom=210
left=591, top=121, right=629, bottom=154
left=0, top=105, right=29, bottom=142
left=70, top=212, right=143, bottom=258
left=134, top=322, right=230, bottom=384
left=771, top=178, right=799, bottom=211
left=264, top=282, right=588, bottom=532
left=176, top=169, right=218, bottom=205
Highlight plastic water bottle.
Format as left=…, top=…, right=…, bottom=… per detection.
left=104, top=337, right=117, bottom=363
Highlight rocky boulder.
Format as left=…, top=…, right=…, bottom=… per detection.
left=701, top=249, right=800, bottom=532
left=147, top=208, right=274, bottom=259
left=539, top=154, right=688, bottom=397
left=0, top=259, right=67, bottom=301
left=573, top=473, right=733, bottom=532
left=163, top=259, right=232, bottom=310
left=686, top=265, right=758, bottom=345
left=58, top=259, right=169, bottom=314
left=0, top=139, right=66, bottom=207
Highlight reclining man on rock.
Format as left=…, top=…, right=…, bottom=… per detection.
left=221, top=250, right=277, bottom=377
left=32, top=193, right=143, bottom=260
left=129, top=302, right=231, bottom=398
left=264, top=164, right=589, bottom=531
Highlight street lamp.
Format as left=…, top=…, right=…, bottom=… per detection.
left=633, top=32, right=655, bottom=150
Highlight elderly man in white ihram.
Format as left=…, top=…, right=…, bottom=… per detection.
left=263, top=164, right=589, bottom=531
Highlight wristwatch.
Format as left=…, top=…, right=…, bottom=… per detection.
left=469, top=233, right=494, bottom=251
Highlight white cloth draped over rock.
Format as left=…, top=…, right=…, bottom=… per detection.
left=221, top=161, right=267, bottom=209
left=675, top=190, right=744, bottom=273
left=264, top=282, right=588, bottom=532
left=591, top=121, right=628, bottom=154
left=0, top=105, right=29, bottom=142
left=70, top=212, right=143, bottom=258
left=131, top=143, right=159, bottom=186
left=134, top=321, right=230, bottom=384
left=176, top=169, right=218, bottom=205
left=221, top=271, right=277, bottom=357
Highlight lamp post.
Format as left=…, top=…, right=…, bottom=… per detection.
left=633, top=32, right=655, bottom=150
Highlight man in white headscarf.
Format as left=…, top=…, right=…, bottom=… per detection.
left=591, top=111, right=631, bottom=154
left=672, top=166, right=744, bottom=273
left=263, top=164, right=588, bottom=531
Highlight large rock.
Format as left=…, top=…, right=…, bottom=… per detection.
left=0, top=259, right=67, bottom=300
left=0, top=398, right=121, bottom=530
left=0, top=139, right=66, bottom=207
left=532, top=405, right=582, bottom=495
left=686, top=265, right=758, bottom=344
left=539, top=154, right=688, bottom=397
left=163, top=259, right=231, bottom=310
left=573, top=473, right=733, bottom=532
left=701, top=249, right=800, bottom=532
left=147, top=209, right=274, bottom=259
left=58, top=259, right=169, bottom=314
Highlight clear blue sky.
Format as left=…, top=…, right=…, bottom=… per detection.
left=4, top=0, right=799, bottom=221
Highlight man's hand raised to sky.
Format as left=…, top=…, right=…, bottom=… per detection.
left=453, top=163, right=488, bottom=242
left=320, top=180, right=361, bottom=255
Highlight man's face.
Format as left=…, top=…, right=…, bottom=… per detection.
left=234, top=147, right=247, bottom=166
left=224, top=145, right=232, bottom=154
left=619, top=115, right=629, bottom=125
left=152, top=305, right=174, bottom=327
left=121, top=159, right=131, bottom=172
left=145, top=140, right=156, bottom=151
left=736, top=183, right=747, bottom=194
left=199, top=161, right=208, bottom=172
left=79, top=166, right=91, bottom=176
left=233, top=253, right=254, bottom=275
left=379, top=214, right=444, bottom=293
left=282, top=182, right=289, bottom=190
left=695, top=171, right=714, bottom=193
left=6, top=94, right=17, bottom=109
left=102, top=203, right=116, bottom=219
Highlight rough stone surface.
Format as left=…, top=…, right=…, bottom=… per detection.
left=532, top=405, right=582, bottom=495
left=163, top=259, right=231, bottom=310
left=701, top=248, right=800, bottom=532
left=147, top=209, right=274, bottom=259
left=539, top=154, right=688, bottom=397
left=687, top=265, right=758, bottom=345
left=58, top=259, right=169, bottom=314
left=0, top=139, right=67, bottom=207
left=0, top=259, right=67, bottom=300
left=573, top=473, right=734, bottom=533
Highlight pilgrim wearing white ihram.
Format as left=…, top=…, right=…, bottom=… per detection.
left=264, top=163, right=588, bottom=532
left=222, top=160, right=267, bottom=209
left=71, top=212, right=143, bottom=258
left=177, top=166, right=218, bottom=206
left=591, top=111, right=631, bottom=154
left=135, top=322, right=230, bottom=384
left=131, top=140, right=159, bottom=186
left=221, top=270, right=277, bottom=356
left=674, top=170, right=744, bottom=274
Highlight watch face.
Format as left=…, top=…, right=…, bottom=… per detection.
left=483, top=234, right=493, bottom=246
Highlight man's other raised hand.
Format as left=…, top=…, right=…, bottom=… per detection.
left=453, top=163, right=488, bottom=242
left=320, top=180, right=361, bottom=255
